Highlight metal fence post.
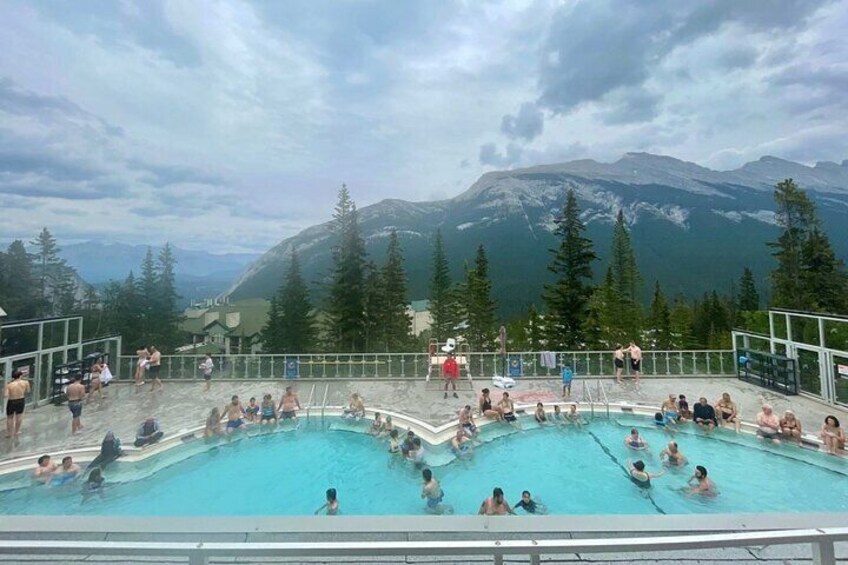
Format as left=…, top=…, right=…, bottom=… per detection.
left=188, top=550, right=208, bottom=565
left=812, top=540, right=836, bottom=565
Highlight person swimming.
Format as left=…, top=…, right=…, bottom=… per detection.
left=478, top=487, right=515, bottom=515
left=388, top=429, right=400, bottom=454
left=421, top=468, right=452, bottom=514
left=660, top=441, right=687, bottom=466
left=624, top=428, right=648, bottom=450
left=628, top=460, right=663, bottom=488
left=315, top=488, right=339, bottom=515
left=514, top=490, right=547, bottom=514
left=686, top=465, right=718, bottom=497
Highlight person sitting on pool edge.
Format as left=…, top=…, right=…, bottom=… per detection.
left=370, top=412, right=385, bottom=436
left=715, top=392, right=741, bottom=433
left=624, top=428, right=648, bottom=450
left=686, top=465, right=718, bottom=497
left=566, top=404, right=583, bottom=426
left=204, top=408, right=223, bottom=438
left=779, top=410, right=802, bottom=446
left=820, top=415, right=846, bottom=456
left=661, top=394, right=679, bottom=424
left=677, top=395, right=692, bottom=420
left=534, top=402, right=548, bottom=425
left=87, top=431, right=123, bottom=470
left=692, top=397, right=718, bottom=431
left=478, top=388, right=503, bottom=421
left=342, top=393, right=365, bottom=420
left=499, top=392, right=518, bottom=425
left=628, top=459, right=664, bottom=488
left=315, top=488, right=339, bottom=515
left=222, top=395, right=245, bottom=433
left=135, top=418, right=164, bottom=447
left=244, top=397, right=260, bottom=423
left=514, top=490, right=547, bottom=514
left=479, top=487, right=515, bottom=515
left=459, top=405, right=478, bottom=437
left=756, top=404, right=781, bottom=442
left=259, top=393, right=277, bottom=425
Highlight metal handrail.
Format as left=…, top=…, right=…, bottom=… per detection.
left=305, top=384, right=316, bottom=422
left=0, top=527, right=844, bottom=565
left=320, top=383, right=329, bottom=423
left=582, top=380, right=594, bottom=419
left=597, top=379, right=610, bottom=419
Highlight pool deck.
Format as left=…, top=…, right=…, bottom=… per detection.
left=2, top=375, right=847, bottom=463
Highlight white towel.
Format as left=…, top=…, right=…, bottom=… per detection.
left=540, top=351, right=557, bottom=368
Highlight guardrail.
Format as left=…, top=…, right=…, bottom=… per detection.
left=0, top=527, right=844, bottom=564
left=118, top=350, right=735, bottom=380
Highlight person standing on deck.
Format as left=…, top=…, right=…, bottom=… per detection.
left=443, top=352, right=459, bottom=399
left=4, top=369, right=31, bottom=438
left=627, top=341, right=642, bottom=384
left=148, top=346, right=163, bottom=392
left=614, top=344, right=625, bottom=384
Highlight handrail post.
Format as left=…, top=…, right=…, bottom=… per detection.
left=189, top=550, right=208, bottom=565
left=812, top=539, right=836, bottom=565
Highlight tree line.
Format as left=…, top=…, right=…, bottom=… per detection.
left=262, top=179, right=848, bottom=354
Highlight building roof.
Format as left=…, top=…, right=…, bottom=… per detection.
left=180, top=298, right=270, bottom=338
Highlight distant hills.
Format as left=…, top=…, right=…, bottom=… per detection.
left=57, top=242, right=260, bottom=305
left=222, top=153, right=848, bottom=317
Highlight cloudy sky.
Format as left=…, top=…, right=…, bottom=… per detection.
left=1, top=0, right=846, bottom=253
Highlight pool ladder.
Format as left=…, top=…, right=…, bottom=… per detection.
left=320, top=383, right=330, bottom=425
left=305, top=384, right=316, bottom=423
left=582, top=379, right=610, bottom=420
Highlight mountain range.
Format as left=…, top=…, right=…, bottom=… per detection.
left=224, top=153, right=848, bottom=317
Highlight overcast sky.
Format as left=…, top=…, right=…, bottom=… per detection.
left=1, top=0, right=846, bottom=253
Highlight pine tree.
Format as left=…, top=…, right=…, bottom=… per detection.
left=429, top=229, right=457, bottom=339
left=608, top=210, right=642, bottom=340
left=769, top=179, right=817, bottom=309
left=525, top=304, right=545, bottom=351
left=737, top=267, right=759, bottom=312
left=278, top=249, right=316, bottom=352
left=381, top=230, right=412, bottom=351
left=103, top=272, right=144, bottom=350
left=262, top=295, right=284, bottom=353
left=647, top=281, right=672, bottom=349
left=543, top=189, right=597, bottom=349
left=156, top=243, right=183, bottom=351
left=464, top=245, right=497, bottom=351
left=0, top=240, right=38, bottom=318
left=326, top=185, right=367, bottom=352
left=362, top=261, right=385, bottom=352
left=54, top=266, right=78, bottom=315
left=583, top=267, right=628, bottom=349
left=668, top=297, right=694, bottom=349
left=139, top=248, right=158, bottom=343
left=800, top=227, right=848, bottom=313
left=30, top=228, right=63, bottom=316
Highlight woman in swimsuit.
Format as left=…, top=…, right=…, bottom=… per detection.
left=628, top=460, right=663, bottom=488
left=259, top=394, right=277, bottom=425
left=779, top=410, right=802, bottom=446
left=660, top=441, right=687, bottom=467
left=715, top=392, right=741, bottom=432
left=204, top=408, right=223, bottom=438
left=820, top=415, right=846, bottom=455
left=686, top=465, right=718, bottom=497
left=534, top=402, right=549, bottom=425
left=134, top=349, right=148, bottom=387
left=88, top=357, right=104, bottom=402
left=244, top=397, right=260, bottom=422
left=478, top=388, right=503, bottom=421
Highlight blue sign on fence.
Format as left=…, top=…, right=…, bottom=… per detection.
left=285, top=359, right=299, bottom=379
left=508, top=355, right=523, bottom=378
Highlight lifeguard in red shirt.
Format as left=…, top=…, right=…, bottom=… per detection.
left=442, top=352, right=459, bottom=399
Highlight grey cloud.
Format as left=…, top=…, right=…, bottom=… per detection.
left=0, top=148, right=104, bottom=182
left=479, top=142, right=523, bottom=168
left=717, top=45, right=759, bottom=70
left=600, top=88, right=661, bottom=125
left=126, top=159, right=223, bottom=188
left=537, top=0, right=830, bottom=117
left=500, top=102, right=544, bottom=141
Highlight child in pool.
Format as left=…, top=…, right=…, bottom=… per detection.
left=315, top=488, right=339, bottom=515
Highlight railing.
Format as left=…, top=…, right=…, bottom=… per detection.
left=304, top=384, right=316, bottom=423
left=320, top=383, right=329, bottom=423
left=597, top=379, right=610, bottom=419
left=0, top=527, right=844, bottom=565
left=582, top=380, right=594, bottom=419
left=117, top=350, right=735, bottom=380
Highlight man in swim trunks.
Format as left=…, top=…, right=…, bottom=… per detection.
left=660, top=441, right=687, bottom=466
left=459, top=405, right=477, bottom=437
left=421, top=468, right=452, bottom=514
left=67, top=374, right=86, bottom=434
left=52, top=456, right=81, bottom=485
left=613, top=344, right=625, bottom=384
left=33, top=454, right=58, bottom=484
left=223, top=395, right=245, bottom=432
left=148, top=346, right=163, bottom=392
left=4, top=369, right=31, bottom=437
left=499, top=392, right=517, bottom=424
left=715, top=392, right=741, bottom=432
left=661, top=394, right=679, bottom=424
left=277, top=386, right=301, bottom=421
left=627, top=341, right=642, bottom=383
left=478, top=487, right=515, bottom=515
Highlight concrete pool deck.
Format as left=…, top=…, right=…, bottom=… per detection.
left=2, top=375, right=848, bottom=463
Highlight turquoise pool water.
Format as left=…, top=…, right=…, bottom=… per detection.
left=1, top=418, right=847, bottom=516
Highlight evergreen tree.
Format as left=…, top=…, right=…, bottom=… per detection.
left=54, top=267, right=78, bottom=315
left=668, top=297, right=694, bottom=349
left=103, top=272, right=143, bottom=350
left=692, top=292, right=731, bottom=349
left=0, top=240, right=38, bottom=319
left=769, top=179, right=817, bottom=309
left=278, top=249, right=316, bottom=352
left=648, top=281, right=672, bottom=349
left=326, top=185, right=367, bottom=351
left=583, top=267, right=628, bottom=349
left=429, top=229, right=457, bottom=339
left=463, top=245, right=497, bottom=351
left=800, top=227, right=848, bottom=313
left=362, top=261, right=385, bottom=352
left=737, top=267, right=759, bottom=312
left=30, top=228, right=63, bottom=315
left=542, top=189, right=596, bottom=349
left=139, top=247, right=158, bottom=342
left=155, top=243, right=183, bottom=351
left=262, top=295, right=284, bottom=353
left=608, top=210, right=643, bottom=339
left=525, top=304, right=545, bottom=351
left=381, top=230, right=412, bottom=351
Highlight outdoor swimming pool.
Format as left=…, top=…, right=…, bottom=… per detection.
left=1, top=417, right=846, bottom=516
